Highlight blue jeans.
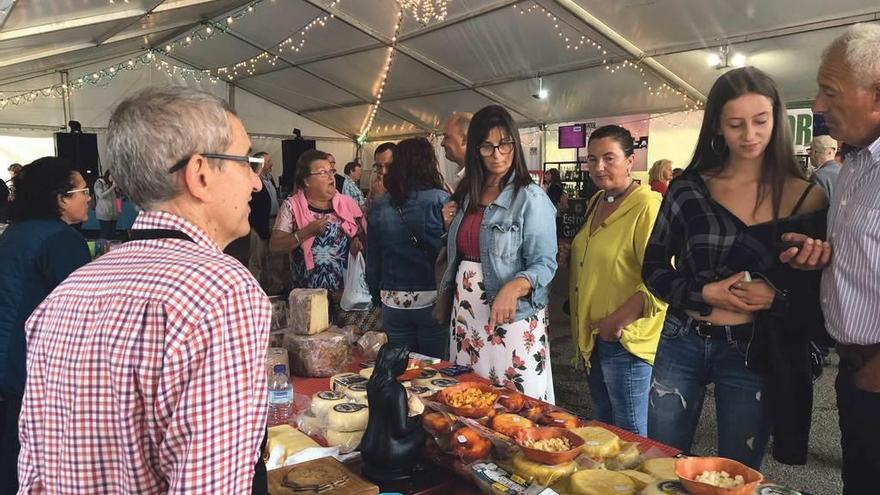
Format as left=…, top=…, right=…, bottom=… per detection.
left=382, top=305, right=448, bottom=360
left=587, top=339, right=652, bottom=436
left=647, top=314, right=770, bottom=469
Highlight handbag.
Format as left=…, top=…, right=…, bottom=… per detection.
left=394, top=206, right=452, bottom=324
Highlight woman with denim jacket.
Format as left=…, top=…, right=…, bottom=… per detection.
left=366, top=138, right=449, bottom=359
left=641, top=67, right=828, bottom=468
left=439, top=105, right=558, bottom=402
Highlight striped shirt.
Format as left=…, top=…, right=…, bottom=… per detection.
left=18, top=211, right=270, bottom=494
left=822, top=134, right=880, bottom=345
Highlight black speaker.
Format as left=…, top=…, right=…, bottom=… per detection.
left=55, top=132, right=100, bottom=187
left=280, top=139, right=316, bottom=193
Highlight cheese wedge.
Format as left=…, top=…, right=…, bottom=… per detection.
left=569, top=426, right=621, bottom=459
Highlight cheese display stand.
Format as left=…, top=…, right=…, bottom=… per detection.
left=265, top=290, right=807, bottom=495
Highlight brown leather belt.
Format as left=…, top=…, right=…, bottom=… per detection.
left=836, top=342, right=880, bottom=370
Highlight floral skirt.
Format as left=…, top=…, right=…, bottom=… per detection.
left=449, top=260, right=555, bottom=403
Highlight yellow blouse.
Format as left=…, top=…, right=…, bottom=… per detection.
left=569, top=185, right=667, bottom=367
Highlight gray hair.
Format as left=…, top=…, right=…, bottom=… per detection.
left=106, top=86, right=235, bottom=209
left=446, top=112, right=473, bottom=138
left=822, top=23, right=880, bottom=87
left=810, top=134, right=837, bottom=152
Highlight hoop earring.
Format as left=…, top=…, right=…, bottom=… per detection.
left=711, top=135, right=728, bottom=155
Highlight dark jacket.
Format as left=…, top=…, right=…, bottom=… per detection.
left=366, top=189, right=448, bottom=300
left=0, top=219, right=90, bottom=396
left=248, top=176, right=277, bottom=240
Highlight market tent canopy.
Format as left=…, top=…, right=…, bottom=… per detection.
left=1, top=0, right=878, bottom=140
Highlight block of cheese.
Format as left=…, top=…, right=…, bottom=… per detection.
left=639, top=458, right=678, bottom=481
left=325, top=428, right=364, bottom=453
left=510, top=452, right=576, bottom=486
left=327, top=403, right=369, bottom=432
left=569, top=469, right=637, bottom=495
left=640, top=480, right=689, bottom=495
left=570, top=426, right=621, bottom=460
left=344, top=383, right=369, bottom=405
left=617, top=470, right=655, bottom=490
left=283, top=328, right=351, bottom=377
left=310, top=391, right=348, bottom=419
left=267, top=424, right=319, bottom=459
left=288, top=288, right=330, bottom=335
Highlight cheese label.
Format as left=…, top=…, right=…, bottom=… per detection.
left=408, top=386, right=431, bottom=395
left=512, top=416, right=520, bottom=422
left=457, top=435, right=468, bottom=444
left=431, top=378, right=458, bottom=388
left=349, top=383, right=367, bottom=392
left=333, top=403, right=367, bottom=413
left=317, top=391, right=345, bottom=400
left=655, top=481, right=688, bottom=494
left=419, top=369, right=439, bottom=379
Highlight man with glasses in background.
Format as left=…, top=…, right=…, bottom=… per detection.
left=18, top=87, right=271, bottom=494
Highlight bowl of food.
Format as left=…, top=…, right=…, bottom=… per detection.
left=514, top=427, right=585, bottom=465
left=676, top=457, right=763, bottom=495
left=438, top=382, right=500, bottom=418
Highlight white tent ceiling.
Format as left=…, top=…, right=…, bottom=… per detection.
left=1, top=0, right=878, bottom=140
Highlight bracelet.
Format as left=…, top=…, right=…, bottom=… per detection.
left=293, top=231, right=301, bottom=245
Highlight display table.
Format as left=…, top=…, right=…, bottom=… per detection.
left=284, top=360, right=680, bottom=494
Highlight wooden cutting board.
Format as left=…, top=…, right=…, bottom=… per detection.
left=268, top=456, right=379, bottom=495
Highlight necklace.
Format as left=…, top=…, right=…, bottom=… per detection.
left=603, top=180, right=635, bottom=203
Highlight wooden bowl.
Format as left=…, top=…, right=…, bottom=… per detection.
left=675, top=457, right=763, bottom=495
left=438, top=382, right=499, bottom=418
left=514, top=427, right=585, bottom=465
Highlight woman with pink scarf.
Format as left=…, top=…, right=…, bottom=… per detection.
left=270, top=150, right=365, bottom=301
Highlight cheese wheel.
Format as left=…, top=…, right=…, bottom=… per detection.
left=344, top=383, right=369, bottom=405
left=327, top=403, right=369, bottom=432
left=412, top=368, right=440, bottom=387
left=331, top=372, right=367, bottom=392
left=605, top=441, right=641, bottom=470
left=267, top=424, right=319, bottom=459
left=325, top=428, right=364, bottom=453
left=429, top=377, right=458, bottom=391
left=359, top=367, right=374, bottom=379
left=638, top=458, right=678, bottom=481
left=407, top=385, right=434, bottom=398
left=569, top=469, right=637, bottom=495
left=297, top=412, right=322, bottom=435
left=510, top=452, right=576, bottom=486
left=617, top=470, right=655, bottom=490
left=570, top=426, right=621, bottom=459
left=310, top=390, right=347, bottom=418
left=639, top=480, right=689, bottom=495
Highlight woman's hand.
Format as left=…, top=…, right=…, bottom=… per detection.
left=730, top=279, right=775, bottom=310
left=350, top=236, right=363, bottom=256
left=442, top=201, right=459, bottom=231
left=301, top=216, right=330, bottom=240
left=488, top=278, right=530, bottom=329
left=702, top=272, right=765, bottom=313
left=594, top=315, right=624, bottom=342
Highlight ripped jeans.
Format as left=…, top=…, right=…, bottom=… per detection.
left=647, top=313, right=771, bottom=469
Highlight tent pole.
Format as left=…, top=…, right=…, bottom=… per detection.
left=61, top=71, right=72, bottom=127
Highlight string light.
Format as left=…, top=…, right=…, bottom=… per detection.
left=397, top=0, right=447, bottom=25
left=359, top=6, right=405, bottom=139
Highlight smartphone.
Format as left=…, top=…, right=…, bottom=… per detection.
left=779, top=239, right=805, bottom=251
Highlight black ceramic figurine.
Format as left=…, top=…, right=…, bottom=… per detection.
left=360, top=343, right=426, bottom=483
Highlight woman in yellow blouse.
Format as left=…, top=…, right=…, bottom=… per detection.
left=569, top=125, right=667, bottom=435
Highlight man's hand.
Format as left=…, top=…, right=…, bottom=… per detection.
left=779, top=232, right=832, bottom=270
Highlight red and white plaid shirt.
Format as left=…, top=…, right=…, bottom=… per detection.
left=19, top=211, right=270, bottom=494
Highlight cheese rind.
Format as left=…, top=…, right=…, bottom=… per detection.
left=325, top=428, right=364, bottom=453
left=569, top=469, right=637, bottom=495
left=327, top=403, right=369, bottom=432
left=288, top=288, right=330, bottom=335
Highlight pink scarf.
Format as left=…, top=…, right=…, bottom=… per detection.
left=289, top=191, right=363, bottom=270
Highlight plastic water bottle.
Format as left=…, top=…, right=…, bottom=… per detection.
left=267, top=364, right=293, bottom=426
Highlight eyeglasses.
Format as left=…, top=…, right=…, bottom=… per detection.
left=66, top=187, right=91, bottom=196
left=478, top=141, right=515, bottom=157
left=309, top=168, right=337, bottom=178
left=168, top=153, right=264, bottom=174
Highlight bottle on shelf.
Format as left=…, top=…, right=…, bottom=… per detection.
left=267, top=364, right=293, bottom=426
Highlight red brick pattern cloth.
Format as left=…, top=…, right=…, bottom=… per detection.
left=19, top=211, right=271, bottom=494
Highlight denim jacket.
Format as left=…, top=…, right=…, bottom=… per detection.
left=366, top=188, right=449, bottom=299
left=441, top=181, right=557, bottom=321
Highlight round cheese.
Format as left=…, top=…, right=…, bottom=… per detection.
left=344, top=383, right=369, bottom=404
left=617, top=470, right=655, bottom=490
left=569, top=469, right=637, bottom=495
left=640, top=480, right=689, bottom=495
left=325, top=428, right=364, bottom=453
left=639, top=458, right=678, bottom=481
left=510, top=452, right=576, bottom=486
left=413, top=368, right=440, bottom=387
left=407, top=385, right=434, bottom=398
left=327, top=403, right=369, bottom=432
left=570, top=426, right=621, bottom=459
left=428, top=377, right=458, bottom=391
left=605, top=441, right=641, bottom=470
left=310, top=390, right=347, bottom=418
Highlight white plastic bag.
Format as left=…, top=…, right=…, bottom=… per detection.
left=340, top=252, right=372, bottom=311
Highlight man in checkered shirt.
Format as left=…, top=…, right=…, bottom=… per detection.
left=18, top=87, right=270, bottom=494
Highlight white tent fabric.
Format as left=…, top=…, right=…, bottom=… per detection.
left=1, top=0, right=878, bottom=176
